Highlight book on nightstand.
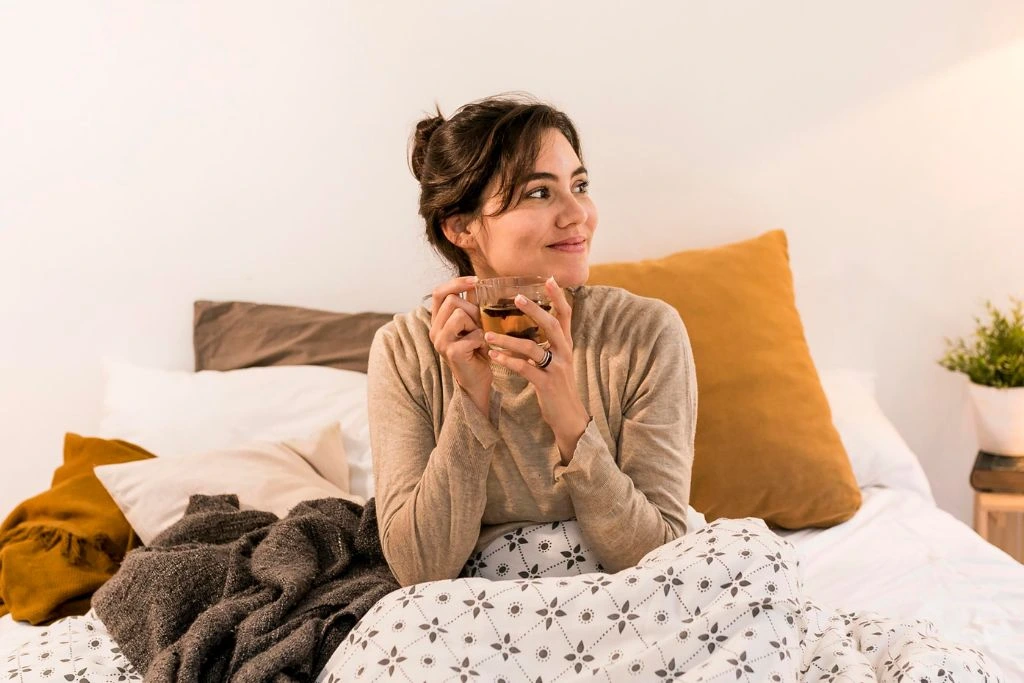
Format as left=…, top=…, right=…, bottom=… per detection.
left=970, top=450, right=1024, bottom=493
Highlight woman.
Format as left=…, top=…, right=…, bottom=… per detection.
left=368, top=94, right=697, bottom=587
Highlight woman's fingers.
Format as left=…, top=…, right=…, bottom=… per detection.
left=430, top=276, right=479, bottom=322
left=426, top=276, right=494, bottom=398
left=430, top=291, right=482, bottom=346
left=511, top=293, right=566, bottom=353
left=437, top=293, right=482, bottom=328
left=439, top=306, right=476, bottom=342
left=483, top=332, right=547, bottom=363
left=546, top=277, right=573, bottom=342
left=449, top=329, right=487, bottom=361
left=487, top=348, right=544, bottom=383
left=436, top=310, right=483, bottom=364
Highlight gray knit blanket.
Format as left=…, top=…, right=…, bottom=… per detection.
left=91, top=494, right=399, bottom=682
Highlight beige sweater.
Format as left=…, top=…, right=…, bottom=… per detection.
left=368, top=285, right=697, bottom=587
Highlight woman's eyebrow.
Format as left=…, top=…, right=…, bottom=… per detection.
left=522, top=165, right=588, bottom=183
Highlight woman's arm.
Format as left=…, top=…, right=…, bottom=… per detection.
left=369, top=324, right=502, bottom=587
left=555, top=309, right=697, bottom=572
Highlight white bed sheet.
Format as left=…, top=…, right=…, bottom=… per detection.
left=780, top=486, right=1024, bottom=680
left=0, top=613, right=38, bottom=654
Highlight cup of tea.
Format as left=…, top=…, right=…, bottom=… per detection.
left=474, top=275, right=552, bottom=352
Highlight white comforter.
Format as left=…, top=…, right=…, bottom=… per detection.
left=319, top=516, right=1000, bottom=681
left=782, top=486, right=1024, bottom=680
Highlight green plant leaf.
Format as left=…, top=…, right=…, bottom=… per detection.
left=938, top=297, right=1024, bottom=388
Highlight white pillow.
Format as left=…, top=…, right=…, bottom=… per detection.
left=819, top=368, right=934, bottom=502
left=95, top=422, right=365, bottom=545
left=98, top=358, right=374, bottom=500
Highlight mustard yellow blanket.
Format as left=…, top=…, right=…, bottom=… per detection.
left=0, top=433, right=153, bottom=624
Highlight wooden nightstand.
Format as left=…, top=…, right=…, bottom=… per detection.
left=971, top=451, right=1024, bottom=562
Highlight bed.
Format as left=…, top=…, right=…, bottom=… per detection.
left=1, top=234, right=1021, bottom=680
left=2, top=487, right=1021, bottom=680
left=0, top=363, right=1021, bottom=681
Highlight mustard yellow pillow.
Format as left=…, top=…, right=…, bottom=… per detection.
left=588, top=229, right=861, bottom=528
left=0, top=434, right=154, bottom=624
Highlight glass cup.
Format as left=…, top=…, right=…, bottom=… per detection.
left=474, top=275, right=552, bottom=353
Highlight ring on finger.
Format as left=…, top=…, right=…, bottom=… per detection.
left=536, top=348, right=553, bottom=369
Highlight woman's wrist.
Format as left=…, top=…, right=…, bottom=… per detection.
left=467, top=383, right=493, bottom=423
left=555, top=409, right=591, bottom=465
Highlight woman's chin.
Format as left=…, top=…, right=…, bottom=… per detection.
left=551, top=264, right=589, bottom=288
left=490, top=262, right=589, bottom=287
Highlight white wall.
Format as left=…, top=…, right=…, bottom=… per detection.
left=2, top=1, right=1022, bottom=525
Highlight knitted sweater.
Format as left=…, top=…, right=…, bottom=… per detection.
left=368, top=285, right=697, bottom=587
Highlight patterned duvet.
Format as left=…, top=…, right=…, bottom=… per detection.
left=4, top=517, right=1003, bottom=682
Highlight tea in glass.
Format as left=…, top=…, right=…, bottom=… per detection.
left=475, top=275, right=552, bottom=352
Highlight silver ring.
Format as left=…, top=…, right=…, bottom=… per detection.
left=536, top=348, right=553, bottom=369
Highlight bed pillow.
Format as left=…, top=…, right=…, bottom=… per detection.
left=0, top=434, right=154, bottom=624
left=818, top=368, right=934, bottom=501
left=588, top=229, right=861, bottom=528
left=98, top=359, right=374, bottom=501
left=95, top=422, right=364, bottom=545
left=194, top=300, right=394, bottom=374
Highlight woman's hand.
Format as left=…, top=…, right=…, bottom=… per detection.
left=428, top=275, right=493, bottom=415
left=485, top=277, right=590, bottom=463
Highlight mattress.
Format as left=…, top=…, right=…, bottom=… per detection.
left=780, top=486, right=1024, bottom=680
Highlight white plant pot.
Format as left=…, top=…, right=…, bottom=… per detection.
left=968, top=383, right=1024, bottom=456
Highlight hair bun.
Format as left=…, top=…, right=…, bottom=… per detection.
left=410, top=110, right=445, bottom=182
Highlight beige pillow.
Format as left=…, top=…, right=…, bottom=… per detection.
left=94, top=423, right=363, bottom=545
left=588, top=230, right=861, bottom=528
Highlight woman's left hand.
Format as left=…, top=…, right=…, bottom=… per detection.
left=485, top=277, right=590, bottom=463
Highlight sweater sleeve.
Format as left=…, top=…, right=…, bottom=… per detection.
left=368, top=324, right=503, bottom=587
left=554, top=307, right=697, bottom=572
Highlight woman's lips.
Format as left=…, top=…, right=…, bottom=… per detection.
left=548, top=242, right=586, bottom=253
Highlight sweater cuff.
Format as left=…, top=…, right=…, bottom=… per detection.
left=452, top=384, right=502, bottom=450
left=552, top=420, right=621, bottom=498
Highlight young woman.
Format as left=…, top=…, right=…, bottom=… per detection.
left=368, top=94, right=697, bottom=587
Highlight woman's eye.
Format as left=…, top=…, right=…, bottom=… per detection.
left=524, top=181, right=588, bottom=200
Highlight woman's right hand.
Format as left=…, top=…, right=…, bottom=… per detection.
left=429, top=276, right=493, bottom=412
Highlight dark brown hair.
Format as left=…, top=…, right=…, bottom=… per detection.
left=409, top=93, right=584, bottom=277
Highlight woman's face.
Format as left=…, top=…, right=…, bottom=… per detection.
left=449, top=128, right=598, bottom=288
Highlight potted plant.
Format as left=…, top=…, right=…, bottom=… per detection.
left=939, top=297, right=1024, bottom=456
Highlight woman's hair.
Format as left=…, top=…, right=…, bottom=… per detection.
left=409, top=93, right=583, bottom=277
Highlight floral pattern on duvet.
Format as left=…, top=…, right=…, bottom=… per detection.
left=5, top=611, right=139, bottom=682
left=319, top=518, right=1001, bottom=682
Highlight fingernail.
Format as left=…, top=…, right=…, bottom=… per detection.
left=467, top=276, right=479, bottom=283
left=515, top=294, right=527, bottom=304
left=484, top=332, right=494, bottom=341
left=547, top=276, right=557, bottom=286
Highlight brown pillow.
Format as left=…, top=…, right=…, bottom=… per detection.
left=587, top=229, right=861, bottom=528
left=0, top=434, right=155, bottom=624
left=194, top=301, right=395, bottom=374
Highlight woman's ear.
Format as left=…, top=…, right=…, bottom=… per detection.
left=442, top=215, right=477, bottom=249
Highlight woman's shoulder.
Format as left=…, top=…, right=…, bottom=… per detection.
left=575, top=285, right=684, bottom=333
left=376, top=303, right=432, bottom=337
left=369, top=304, right=433, bottom=361
left=574, top=287, right=693, bottom=377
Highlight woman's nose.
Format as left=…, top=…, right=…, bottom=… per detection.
left=557, top=193, right=588, bottom=228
